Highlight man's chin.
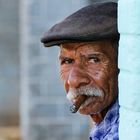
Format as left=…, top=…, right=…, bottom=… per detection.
left=78, top=102, right=103, bottom=115
left=77, top=96, right=100, bottom=115
left=78, top=110, right=90, bottom=115
left=78, top=107, right=103, bottom=116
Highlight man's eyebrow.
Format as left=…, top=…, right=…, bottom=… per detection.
left=59, top=55, right=71, bottom=60
left=87, top=53, right=101, bottom=57
left=81, top=52, right=103, bottom=57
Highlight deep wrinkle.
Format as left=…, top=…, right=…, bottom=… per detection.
left=60, top=50, right=103, bottom=69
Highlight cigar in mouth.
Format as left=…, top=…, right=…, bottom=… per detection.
left=70, top=95, right=87, bottom=113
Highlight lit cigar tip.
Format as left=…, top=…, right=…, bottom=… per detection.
left=70, top=104, right=78, bottom=113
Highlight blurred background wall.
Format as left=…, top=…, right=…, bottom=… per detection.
left=0, top=0, right=118, bottom=140
left=0, top=0, right=19, bottom=126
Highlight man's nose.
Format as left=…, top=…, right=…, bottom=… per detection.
left=67, top=67, right=90, bottom=88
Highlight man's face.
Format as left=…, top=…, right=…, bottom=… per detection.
left=59, top=40, right=118, bottom=115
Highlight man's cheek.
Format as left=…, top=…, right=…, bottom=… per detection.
left=60, top=67, right=70, bottom=79
left=60, top=69, right=65, bottom=79
left=64, top=82, right=69, bottom=93
left=60, top=69, right=70, bottom=91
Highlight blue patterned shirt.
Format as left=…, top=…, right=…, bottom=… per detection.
left=89, top=100, right=119, bottom=140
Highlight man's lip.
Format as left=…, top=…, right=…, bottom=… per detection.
left=81, top=96, right=92, bottom=106
left=72, top=96, right=84, bottom=104
left=79, top=95, right=100, bottom=110
left=72, top=98, right=77, bottom=104
left=72, top=95, right=92, bottom=103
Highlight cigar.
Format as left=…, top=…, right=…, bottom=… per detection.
left=70, top=95, right=87, bottom=113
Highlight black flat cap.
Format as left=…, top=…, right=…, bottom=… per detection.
left=41, top=2, right=119, bottom=47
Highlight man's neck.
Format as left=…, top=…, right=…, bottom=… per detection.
left=90, top=108, right=108, bottom=123
left=90, top=100, right=117, bottom=124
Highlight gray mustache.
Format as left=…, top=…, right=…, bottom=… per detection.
left=67, top=86, right=103, bottom=102
left=76, top=86, right=103, bottom=97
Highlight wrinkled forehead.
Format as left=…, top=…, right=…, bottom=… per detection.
left=59, top=41, right=116, bottom=56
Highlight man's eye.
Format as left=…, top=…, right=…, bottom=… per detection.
left=88, top=56, right=100, bottom=63
left=61, top=58, right=74, bottom=65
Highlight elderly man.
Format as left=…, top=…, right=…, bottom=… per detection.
left=41, top=2, right=119, bottom=140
